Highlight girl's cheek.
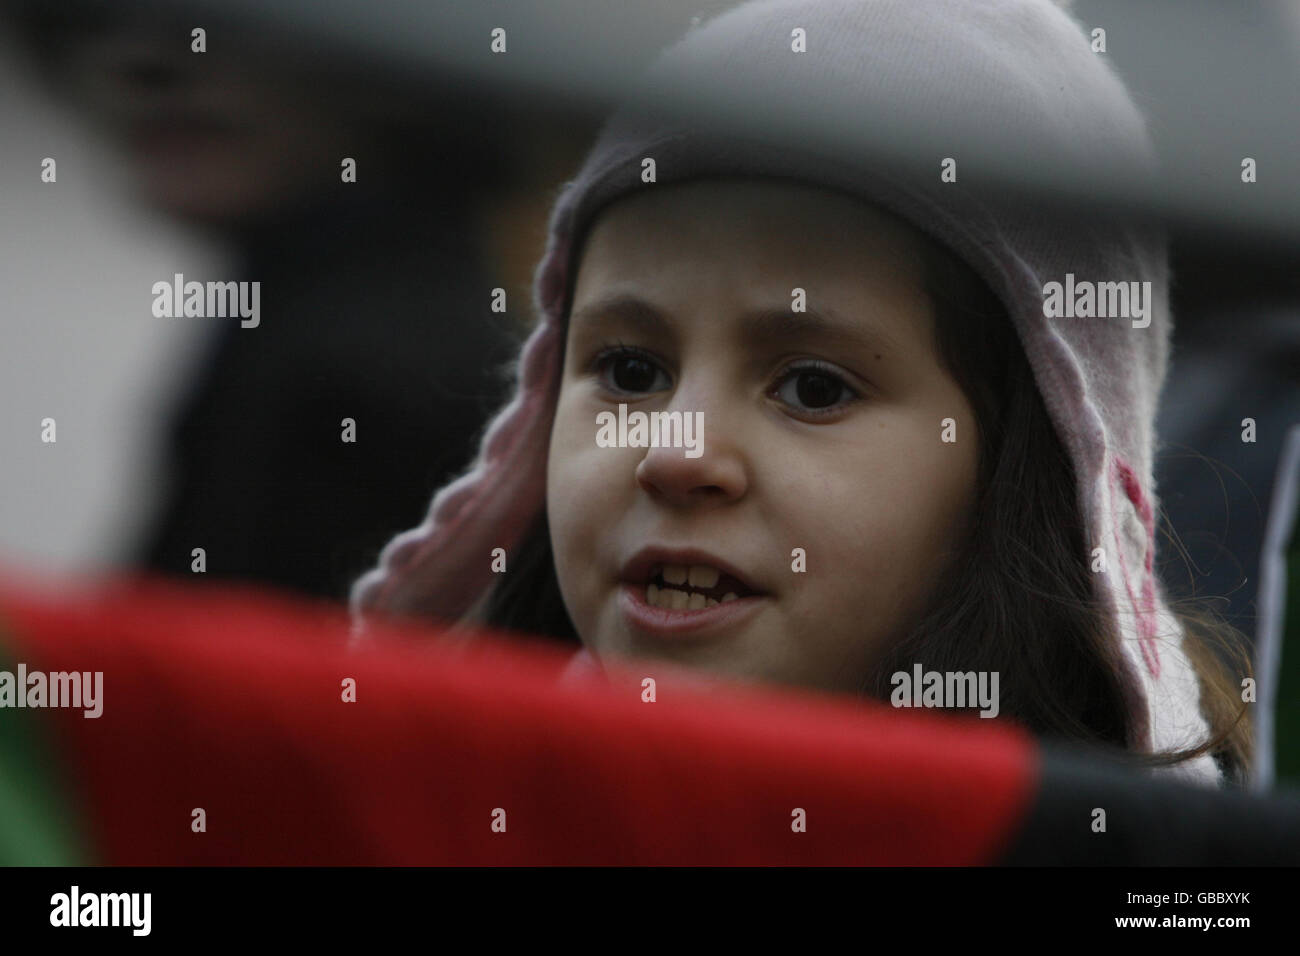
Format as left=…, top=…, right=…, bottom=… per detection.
left=547, top=401, right=596, bottom=607
left=778, top=418, right=964, bottom=579
left=551, top=397, right=606, bottom=486
left=548, top=400, right=590, bottom=504
left=548, top=395, right=625, bottom=528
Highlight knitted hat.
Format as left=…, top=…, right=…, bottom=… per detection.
left=351, top=0, right=1220, bottom=783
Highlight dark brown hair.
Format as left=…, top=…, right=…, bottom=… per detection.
left=474, top=217, right=1254, bottom=783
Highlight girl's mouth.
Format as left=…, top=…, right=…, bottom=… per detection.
left=642, top=562, right=756, bottom=609
left=619, top=563, right=766, bottom=639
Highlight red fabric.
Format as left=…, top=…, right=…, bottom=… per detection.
left=0, top=568, right=1039, bottom=864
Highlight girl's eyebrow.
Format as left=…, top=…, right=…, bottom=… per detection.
left=569, top=292, right=898, bottom=356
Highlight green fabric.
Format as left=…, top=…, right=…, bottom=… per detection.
left=0, top=615, right=93, bottom=865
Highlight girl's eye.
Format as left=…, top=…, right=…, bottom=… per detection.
left=595, top=347, right=671, bottom=394
left=772, top=363, right=859, bottom=416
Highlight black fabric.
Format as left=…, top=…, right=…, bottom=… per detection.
left=997, top=745, right=1300, bottom=865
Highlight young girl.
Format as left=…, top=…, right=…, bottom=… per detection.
left=350, top=0, right=1251, bottom=785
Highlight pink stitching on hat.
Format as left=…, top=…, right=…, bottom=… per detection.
left=1112, top=456, right=1160, bottom=678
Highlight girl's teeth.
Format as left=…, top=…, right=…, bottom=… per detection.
left=687, top=565, right=721, bottom=589
left=642, top=582, right=740, bottom=610
left=662, top=565, right=688, bottom=585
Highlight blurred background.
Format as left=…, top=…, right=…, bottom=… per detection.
left=0, top=0, right=1296, bottom=769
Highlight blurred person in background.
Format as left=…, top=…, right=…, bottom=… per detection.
left=3, top=0, right=587, bottom=601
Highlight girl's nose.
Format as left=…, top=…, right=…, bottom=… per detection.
left=633, top=413, right=748, bottom=507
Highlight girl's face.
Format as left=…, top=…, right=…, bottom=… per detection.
left=546, top=178, right=980, bottom=695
